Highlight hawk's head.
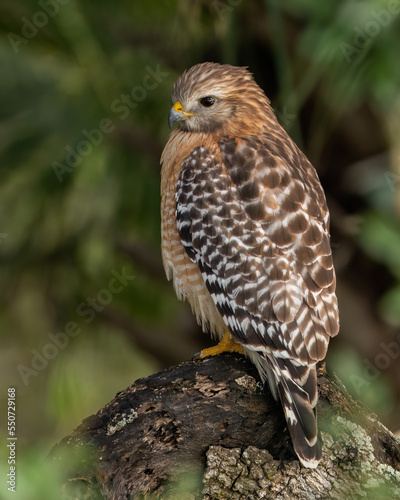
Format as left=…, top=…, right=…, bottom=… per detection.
left=168, top=62, right=274, bottom=135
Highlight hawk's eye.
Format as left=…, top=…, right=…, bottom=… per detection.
left=199, top=96, right=215, bottom=107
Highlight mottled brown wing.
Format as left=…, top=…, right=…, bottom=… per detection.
left=176, top=133, right=339, bottom=468
left=176, top=135, right=338, bottom=365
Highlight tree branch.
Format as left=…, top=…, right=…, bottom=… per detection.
left=49, top=353, right=400, bottom=499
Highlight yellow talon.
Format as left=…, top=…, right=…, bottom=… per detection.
left=198, top=332, right=245, bottom=358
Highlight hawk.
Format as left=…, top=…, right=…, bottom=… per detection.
left=160, top=62, right=339, bottom=468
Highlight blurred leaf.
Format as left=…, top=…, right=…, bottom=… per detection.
left=359, top=211, right=400, bottom=279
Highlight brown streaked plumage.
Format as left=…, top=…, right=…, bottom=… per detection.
left=160, top=62, right=339, bottom=468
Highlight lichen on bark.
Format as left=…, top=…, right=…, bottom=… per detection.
left=49, top=353, right=400, bottom=499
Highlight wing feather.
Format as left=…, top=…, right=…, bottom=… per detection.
left=176, top=137, right=338, bottom=363
left=175, top=136, right=339, bottom=468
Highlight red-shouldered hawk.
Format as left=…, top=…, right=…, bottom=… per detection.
left=160, top=62, right=339, bottom=468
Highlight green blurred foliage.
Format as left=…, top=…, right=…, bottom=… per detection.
left=359, top=212, right=400, bottom=324
left=0, top=0, right=400, bottom=496
left=329, top=345, right=395, bottom=415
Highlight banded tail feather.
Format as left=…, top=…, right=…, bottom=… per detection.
left=256, top=353, right=321, bottom=468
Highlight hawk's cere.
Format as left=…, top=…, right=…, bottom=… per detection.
left=160, top=62, right=339, bottom=468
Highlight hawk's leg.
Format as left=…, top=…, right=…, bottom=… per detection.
left=196, top=331, right=244, bottom=359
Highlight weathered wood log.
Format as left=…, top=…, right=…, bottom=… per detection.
left=49, top=353, right=400, bottom=499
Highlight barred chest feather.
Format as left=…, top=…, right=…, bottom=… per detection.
left=160, top=131, right=226, bottom=337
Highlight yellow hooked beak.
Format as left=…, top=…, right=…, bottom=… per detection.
left=168, top=100, right=197, bottom=129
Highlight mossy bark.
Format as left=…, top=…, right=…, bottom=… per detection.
left=49, top=353, right=400, bottom=499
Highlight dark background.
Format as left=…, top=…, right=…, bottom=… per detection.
left=1, top=0, right=400, bottom=496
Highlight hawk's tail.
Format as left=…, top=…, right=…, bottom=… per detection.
left=276, top=363, right=321, bottom=468
left=256, top=353, right=321, bottom=468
